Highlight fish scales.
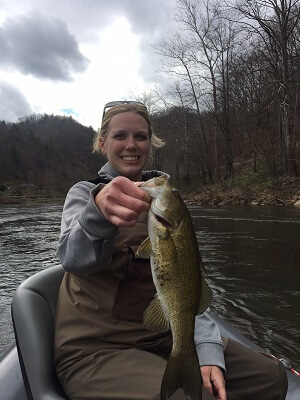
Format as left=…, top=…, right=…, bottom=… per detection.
left=137, top=175, right=212, bottom=400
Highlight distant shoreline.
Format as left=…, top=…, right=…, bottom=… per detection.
left=1, top=178, right=299, bottom=207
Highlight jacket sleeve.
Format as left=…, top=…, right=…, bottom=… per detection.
left=57, top=181, right=119, bottom=274
left=194, top=309, right=226, bottom=371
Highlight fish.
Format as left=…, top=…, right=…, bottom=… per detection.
left=136, top=175, right=212, bottom=400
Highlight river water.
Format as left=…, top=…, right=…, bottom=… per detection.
left=0, top=202, right=299, bottom=371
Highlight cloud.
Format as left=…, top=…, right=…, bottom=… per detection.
left=0, top=81, right=34, bottom=122
left=0, top=11, right=90, bottom=81
left=95, top=0, right=174, bottom=36
left=0, top=0, right=177, bottom=85
left=0, top=0, right=179, bottom=127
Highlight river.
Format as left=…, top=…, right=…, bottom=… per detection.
left=0, top=202, right=299, bottom=371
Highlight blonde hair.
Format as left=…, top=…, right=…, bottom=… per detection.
left=93, top=103, right=165, bottom=153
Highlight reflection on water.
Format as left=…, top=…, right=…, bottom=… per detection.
left=189, top=205, right=300, bottom=370
left=0, top=202, right=63, bottom=352
left=0, top=202, right=299, bottom=370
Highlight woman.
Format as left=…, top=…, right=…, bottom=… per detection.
left=54, top=101, right=287, bottom=400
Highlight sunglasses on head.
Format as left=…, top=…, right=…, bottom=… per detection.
left=102, top=100, right=147, bottom=119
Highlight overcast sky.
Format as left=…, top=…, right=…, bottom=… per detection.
left=0, top=0, right=176, bottom=129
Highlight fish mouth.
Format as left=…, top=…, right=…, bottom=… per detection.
left=154, top=213, right=174, bottom=228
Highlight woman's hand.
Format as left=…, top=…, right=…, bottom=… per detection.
left=95, top=176, right=152, bottom=227
left=200, top=366, right=226, bottom=400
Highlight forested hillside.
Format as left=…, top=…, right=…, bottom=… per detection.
left=0, top=114, right=104, bottom=195
left=0, top=108, right=299, bottom=205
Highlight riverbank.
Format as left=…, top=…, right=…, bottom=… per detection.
left=184, top=176, right=300, bottom=206
left=1, top=177, right=300, bottom=206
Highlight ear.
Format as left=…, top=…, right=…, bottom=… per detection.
left=99, top=138, right=106, bottom=155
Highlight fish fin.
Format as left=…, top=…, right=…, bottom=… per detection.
left=160, top=349, right=202, bottom=400
left=198, top=278, right=213, bottom=315
left=136, top=237, right=151, bottom=258
left=198, top=268, right=213, bottom=315
left=143, top=295, right=170, bottom=332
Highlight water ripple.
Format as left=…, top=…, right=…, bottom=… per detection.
left=0, top=202, right=299, bottom=372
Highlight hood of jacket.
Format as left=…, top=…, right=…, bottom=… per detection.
left=98, top=162, right=170, bottom=182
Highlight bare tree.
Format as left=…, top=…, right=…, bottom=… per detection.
left=155, top=0, right=240, bottom=181
left=233, top=0, right=300, bottom=175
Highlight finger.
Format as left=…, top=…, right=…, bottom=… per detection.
left=108, top=202, right=141, bottom=222
left=134, top=182, right=152, bottom=202
left=211, top=375, right=226, bottom=400
left=114, top=177, right=152, bottom=203
left=217, top=386, right=227, bottom=400
left=108, top=214, right=138, bottom=228
left=95, top=178, right=151, bottom=225
left=134, top=181, right=143, bottom=187
left=127, top=185, right=152, bottom=204
left=201, top=375, right=213, bottom=396
left=117, top=192, right=150, bottom=214
left=214, top=383, right=227, bottom=400
left=103, top=188, right=150, bottom=215
left=100, top=182, right=150, bottom=214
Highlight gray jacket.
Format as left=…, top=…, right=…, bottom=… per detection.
left=57, top=162, right=225, bottom=370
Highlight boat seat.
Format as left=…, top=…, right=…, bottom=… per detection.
left=11, top=265, right=69, bottom=400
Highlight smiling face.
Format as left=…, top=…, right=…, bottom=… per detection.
left=100, top=111, right=151, bottom=181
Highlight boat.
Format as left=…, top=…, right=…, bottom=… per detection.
left=0, top=265, right=299, bottom=400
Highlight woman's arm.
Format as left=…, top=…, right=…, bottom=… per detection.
left=57, top=177, right=151, bottom=274
left=57, top=181, right=119, bottom=274
left=194, top=309, right=225, bottom=370
left=194, top=309, right=227, bottom=399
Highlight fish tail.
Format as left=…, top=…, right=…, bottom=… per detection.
left=160, top=350, right=202, bottom=400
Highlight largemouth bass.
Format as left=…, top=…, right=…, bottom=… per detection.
left=136, top=175, right=212, bottom=400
